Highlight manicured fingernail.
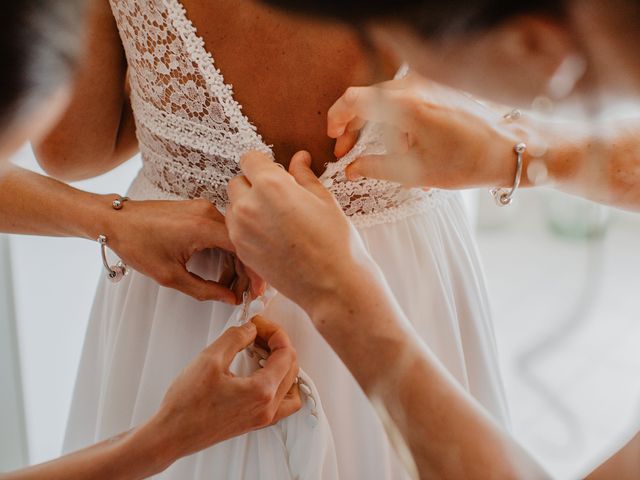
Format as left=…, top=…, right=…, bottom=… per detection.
left=328, top=126, right=344, bottom=138
left=346, top=166, right=361, bottom=181
left=299, top=151, right=312, bottom=166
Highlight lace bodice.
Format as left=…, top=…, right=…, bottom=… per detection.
left=111, top=0, right=449, bottom=228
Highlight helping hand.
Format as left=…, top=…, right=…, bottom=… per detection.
left=103, top=198, right=265, bottom=304
left=328, top=72, right=519, bottom=189
left=153, top=316, right=301, bottom=461
left=226, top=151, right=377, bottom=317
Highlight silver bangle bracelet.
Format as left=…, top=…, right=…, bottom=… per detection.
left=490, top=109, right=526, bottom=207
left=97, top=196, right=130, bottom=283
left=490, top=142, right=526, bottom=207
left=97, top=235, right=129, bottom=283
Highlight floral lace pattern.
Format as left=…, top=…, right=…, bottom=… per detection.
left=111, top=0, right=451, bottom=228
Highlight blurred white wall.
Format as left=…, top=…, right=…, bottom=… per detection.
left=0, top=235, right=28, bottom=471
left=8, top=145, right=140, bottom=464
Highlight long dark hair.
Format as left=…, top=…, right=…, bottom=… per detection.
left=0, top=1, right=88, bottom=131
left=261, top=0, right=565, bottom=36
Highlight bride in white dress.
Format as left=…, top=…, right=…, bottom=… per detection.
left=47, top=0, right=509, bottom=478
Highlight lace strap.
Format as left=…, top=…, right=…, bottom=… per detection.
left=163, top=0, right=272, bottom=162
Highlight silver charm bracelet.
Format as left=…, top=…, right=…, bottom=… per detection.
left=490, top=109, right=527, bottom=207
left=97, top=196, right=130, bottom=283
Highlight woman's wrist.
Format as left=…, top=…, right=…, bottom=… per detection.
left=493, top=111, right=588, bottom=191
left=475, top=106, right=578, bottom=191
left=119, top=415, right=181, bottom=478
left=306, top=257, right=416, bottom=395
left=72, top=192, right=124, bottom=242
left=306, top=255, right=396, bottom=336
left=479, top=116, right=524, bottom=189
left=301, top=251, right=379, bottom=329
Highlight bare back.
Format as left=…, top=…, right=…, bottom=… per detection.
left=181, top=0, right=384, bottom=174
left=110, top=0, right=421, bottom=220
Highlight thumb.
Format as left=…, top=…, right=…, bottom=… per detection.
left=346, top=153, right=423, bottom=188
left=207, top=322, right=257, bottom=367
left=173, top=268, right=238, bottom=305
left=288, top=151, right=330, bottom=199
left=195, top=221, right=235, bottom=253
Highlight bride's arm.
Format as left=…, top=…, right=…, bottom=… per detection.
left=0, top=167, right=263, bottom=303
left=34, top=0, right=137, bottom=181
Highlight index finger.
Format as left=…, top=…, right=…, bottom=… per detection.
left=327, top=86, right=377, bottom=138
left=247, top=316, right=297, bottom=390
left=206, top=323, right=258, bottom=367
left=327, top=86, right=414, bottom=138
left=251, top=315, right=292, bottom=352
left=240, top=151, right=285, bottom=184
left=227, top=175, right=251, bottom=204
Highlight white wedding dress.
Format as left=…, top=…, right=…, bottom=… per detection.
left=64, top=1, right=510, bottom=478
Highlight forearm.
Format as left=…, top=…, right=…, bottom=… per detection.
left=1, top=418, right=175, bottom=480
left=564, top=118, right=640, bottom=209
left=310, top=264, right=547, bottom=479
left=488, top=111, right=640, bottom=210
left=0, top=167, right=114, bottom=239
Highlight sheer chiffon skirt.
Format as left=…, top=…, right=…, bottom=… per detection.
left=64, top=181, right=508, bottom=479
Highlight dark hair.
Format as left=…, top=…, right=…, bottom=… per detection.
left=261, top=0, right=565, bottom=36
left=0, top=1, right=88, bottom=131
